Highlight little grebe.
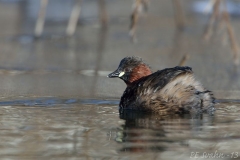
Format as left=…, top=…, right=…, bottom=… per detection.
left=108, top=57, right=215, bottom=114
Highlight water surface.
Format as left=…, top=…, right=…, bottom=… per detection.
left=0, top=98, right=240, bottom=160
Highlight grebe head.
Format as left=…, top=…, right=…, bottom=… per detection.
left=108, top=57, right=152, bottom=86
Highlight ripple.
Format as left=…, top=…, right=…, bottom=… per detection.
left=0, top=97, right=119, bottom=107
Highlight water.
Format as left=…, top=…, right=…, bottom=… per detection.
left=0, top=98, right=239, bottom=160
left=1, top=0, right=240, bottom=159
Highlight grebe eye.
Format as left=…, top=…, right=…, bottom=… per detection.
left=125, top=68, right=130, bottom=72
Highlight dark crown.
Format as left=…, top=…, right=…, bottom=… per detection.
left=118, top=56, right=150, bottom=69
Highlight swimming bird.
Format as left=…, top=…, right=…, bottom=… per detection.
left=108, top=56, right=215, bottom=114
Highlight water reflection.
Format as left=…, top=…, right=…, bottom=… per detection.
left=117, top=110, right=214, bottom=153
left=90, top=20, right=108, bottom=97
left=0, top=98, right=240, bottom=159
left=110, top=102, right=240, bottom=159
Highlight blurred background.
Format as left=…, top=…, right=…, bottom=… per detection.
left=0, top=0, right=240, bottom=100
left=1, top=1, right=240, bottom=159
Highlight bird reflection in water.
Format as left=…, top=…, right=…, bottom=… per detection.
left=114, top=109, right=214, bottom=153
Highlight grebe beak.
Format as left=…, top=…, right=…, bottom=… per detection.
left=108, top=69, right=125, bottom=78
left=108, top=69, right=120, bottom=78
